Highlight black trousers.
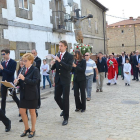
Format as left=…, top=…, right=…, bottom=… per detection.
left=0, top=109, right=10, bottom=127
left=132, top=64, right=135, bottom=79
left=74, top=80, right=86, bottom=110
left=1, top=85, right=19, bottom=114
left=54, top=80, right=70, bottom=120
left=134, top=66, right=139, bottom=80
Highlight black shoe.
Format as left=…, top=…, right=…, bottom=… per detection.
left=114, top=83, right=117, bottom=85
left=19, top=119, right=23, bottom=122
left=107, top=83, right=110, bottom=85
left=125, top=83, right=127, bottom=86
left=71, top=87, right=74, bottom=90
left=5, top=120, right=11, bottom=132
left=28, top=131, right=35, bottom=138
left=62, top=120, right=68, bottom=126
left=19, top=114, right=21, bottom=117
left=136, top=79, right=139, bottom=81
left=81, top=109, right=85, bottom=113
left=20, top=128, right=30, bottom=137
left=128, top=84, right=130, bottom=86
left=132, top=78, right=136, bottom=80
left=75, top=109, right=80, bottom=112
left=122, top=78, right=124, bottom=80
left=60, top=111, right=64, bottom=117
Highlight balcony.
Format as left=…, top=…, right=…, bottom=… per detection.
left=52, top=11, right=72, bottom=33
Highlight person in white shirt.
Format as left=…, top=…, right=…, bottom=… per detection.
left=41, top=59, right=52, bottom=89
left=123, top=58, right=131, bottom=86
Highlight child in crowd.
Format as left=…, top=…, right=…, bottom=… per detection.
left=123, top=58, right=131, bottom=86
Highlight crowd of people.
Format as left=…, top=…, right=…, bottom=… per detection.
left=0, top=40, right=140, bottom=138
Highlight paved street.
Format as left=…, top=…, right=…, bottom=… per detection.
left=1, top=77, right=140, bottom=140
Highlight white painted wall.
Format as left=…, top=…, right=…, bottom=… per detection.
left=2, top=0, right=81, bottom=86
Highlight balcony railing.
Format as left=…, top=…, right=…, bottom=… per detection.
left=52, top=11, right=72, bottom=33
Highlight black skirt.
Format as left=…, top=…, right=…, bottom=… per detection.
left=19, top=99, right=38, bottom=109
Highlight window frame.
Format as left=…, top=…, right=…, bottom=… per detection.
left=19, top=0, right=29, bottom=11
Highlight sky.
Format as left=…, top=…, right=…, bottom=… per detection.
left=98, top=0, right=140, bottom=25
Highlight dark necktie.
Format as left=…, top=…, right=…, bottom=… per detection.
left=5, top=61, right=8, bottom=68
left=25, top=68, right=28, bottom=75
left=59, top=53, right=62, bottom=60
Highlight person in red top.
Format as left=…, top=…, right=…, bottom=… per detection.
left=107, top=54, right=118, bottom=85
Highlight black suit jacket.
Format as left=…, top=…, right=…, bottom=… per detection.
left=119, top=55, right=128, bottom=66
left=18, top=65, right=40, bottom=100
left=34, top=56, right=41, bottom=72
left=133, top=55, right=140, bottom=66
left=0, top=59, right=17, bottom=83
left=97, top=58, right=108, bottom=73
left=51, top=51, right=73, bottom=85
left=73, top=59, right=86, bottom=82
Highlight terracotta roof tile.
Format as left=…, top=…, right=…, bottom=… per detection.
left=108, top=17, right=140, bottom=27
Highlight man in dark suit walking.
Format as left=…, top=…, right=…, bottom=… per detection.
left=119, top=52, right=128, bottom=80
left=0, top=49, right=17, bottom=114
left=51, top=40, right=73, bottom=126
left=0, top=109, right=11, bottom=132
left=31, top=49, right=41, bottom=109
left=133, top=50, right=140, bottom=81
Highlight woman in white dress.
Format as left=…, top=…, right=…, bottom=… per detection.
left=123, top=58, right=131, bottom=86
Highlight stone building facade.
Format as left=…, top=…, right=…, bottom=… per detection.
left=81, top=0, right=108, bottom=54
left=107, top=17, right=140, bottom=54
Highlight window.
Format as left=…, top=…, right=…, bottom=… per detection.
left=19, top=0, right=29, bottom=10
left=122, top=30, right=124, bottom=33
left=19, top=50, right=31, bottom=59
left=95, top=21, right=98, bottom=34
left=88, top=18, right=91, bottom=28
left=122, top=44, right=124, bottom=47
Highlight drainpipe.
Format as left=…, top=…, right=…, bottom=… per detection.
left=102, top=11, right=106, bottom=54
left=134, top=24, right=136, bottom=51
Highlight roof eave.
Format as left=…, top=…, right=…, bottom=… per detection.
left=90, top=0, right=108, bottom=12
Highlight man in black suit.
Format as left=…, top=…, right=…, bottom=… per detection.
left=0, top=49, right=17, bottom=114
left=133, top=50, right=140, bottom=81
left=51, top=40, right=73, bottom=126
left=119, top=52, right=128, bottom=80
left=0, top=109, right=11, bottom=132
left=31, top=49, right=41, bottom=109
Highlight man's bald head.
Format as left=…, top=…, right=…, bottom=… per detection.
left=31, top=49, right=37, bottom=57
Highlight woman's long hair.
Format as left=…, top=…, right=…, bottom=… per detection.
left=75, top=50, right=82, bottom=61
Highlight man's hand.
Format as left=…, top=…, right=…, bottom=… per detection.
left=73, top=63, right=77, bottom=67
left=0, top=64, right=4, bottom=70
left=14, top=79, right=18, bottom=85
left=136, top=65, right=139, bottom=68
left=18, top=74, right=25, bottom=81
left=55, top=56, right=61, bottom=62
left=50, top=60, right=55, bottom=65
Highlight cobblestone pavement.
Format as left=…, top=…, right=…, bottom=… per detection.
left=1, top=77, right=140, bottom=140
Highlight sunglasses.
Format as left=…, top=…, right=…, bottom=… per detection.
left=85, top=55, right=89, bottom=56
left=1, top=53, right=5, bottom=56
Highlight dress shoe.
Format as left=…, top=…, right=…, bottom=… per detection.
left=20, top=128, right=30, bottom=137
left=122, top=78, right=124, bottom=80
left=132, top=78, right=136, bottom=80
left=128, top=84, right=130, bottom=86
left=87, top=98, right=91, bottom=101
left=19, top=119, right=23, bottom=122
left=107, top=83, right=110, bottom=85
left=28, top=131, right=35, bottom=138
left=75, top=109, right=80, bottom=112
left=96, top=89, right=99, bottom=92
left=125, top=83, right=127, bottom=86
left=81, top=109, right=85, bottom=113
left=5, top=120, right=11, bottom=132
left=136, top=79, right=139, bottom=81
left=100, top=89, right=103, bottom=92
left=114, top=83, right=117, bottom=85
left=62, top=120, right=68, bottom=126
left=60, top=111, right=64, bottom=117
